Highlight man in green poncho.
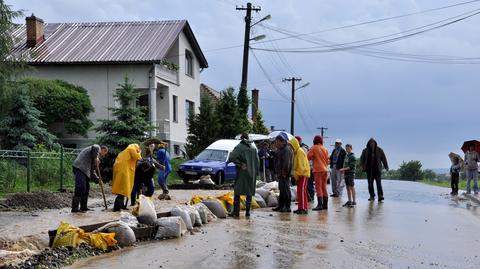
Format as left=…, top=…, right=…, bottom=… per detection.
left=228, top=133, right=259, bottom=218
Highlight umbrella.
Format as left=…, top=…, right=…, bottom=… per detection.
left=448, top=152, right=464, bottom=167
left=461, top=140, right=480, bottom=154
left=143, top=137, right=164, bottom=146
left=268, top=131, right=294, bottom=141
left=234, top=133, right=270, bottom=141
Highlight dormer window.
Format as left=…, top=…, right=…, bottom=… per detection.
left=185, top=49, right=194, bottom=78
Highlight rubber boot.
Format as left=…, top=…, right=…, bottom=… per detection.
left=322, top=197, right=328, bottom=210
left=113, top=195, right=124, bottom=212
left=312, top=197, right=323, bottom=211
left=245, top=201, right=251, bottom=217
left=71, top=196, right=81, bottom=213
left=80, top=196, right=93, bottom=212
left=229, top=195, right=240, bottom=218
left=273, top=196, right=284, bottom=211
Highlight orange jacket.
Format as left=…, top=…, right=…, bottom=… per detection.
left=307, top=144, right=329, bottom=173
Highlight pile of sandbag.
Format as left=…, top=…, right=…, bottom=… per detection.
left=155, top=216, right=187, bottom=239
left=132, top=195, right=157, bottom=226
left=256, top=181, right=280, bottom=208
left=52, top=222, right=117, bottom=251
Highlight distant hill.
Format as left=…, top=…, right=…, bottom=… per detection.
left=430, top=168, right=450, bottom=175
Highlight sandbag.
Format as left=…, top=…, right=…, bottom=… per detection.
left=88, top=233, right=117, bottom=251
left=120, top=212, right=139, bottom=228
left=266, top=191, right=279, bottom=207
left=254, top=193, right=267, bottom=208
left=193, top=203, right=209, bottom=224
left=94, top=221, right=136, bottom=247
left=262, top=181, right=279, bottom=191
left=256, top=180, right=266, bottom=188
left=52, top=222, right=86, bottom=248
left=185, top=206, right=202, bottom=227
left=137, top=195, right=157, bottom=226
left=290, top=186, right=297, bottom=202
left=202, top=199, right=227, bottom=219
left=240, top=195, right=260, bottom=210
left=171, top=207, right=193, bottom=230
left=256, top=188, right=270, bottom=201
left=155, top=216, right=187, bottom=239
left=199, top=175, right=215, bottom=185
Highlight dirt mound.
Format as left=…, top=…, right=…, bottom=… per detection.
left=1, top=192, right=73, bottom=211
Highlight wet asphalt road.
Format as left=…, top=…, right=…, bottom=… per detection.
left=67, top=180, right=480, bottom=269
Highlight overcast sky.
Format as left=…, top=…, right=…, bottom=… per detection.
left=7, top=0, right=480, bottom=169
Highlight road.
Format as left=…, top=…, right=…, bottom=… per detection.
left=67, top=180, right=480, bottom=269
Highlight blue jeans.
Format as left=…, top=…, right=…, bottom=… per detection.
left=466, top=169, right=479, bottom=193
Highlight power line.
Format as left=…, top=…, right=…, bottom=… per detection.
left=250, top=49, right=290, bottom=100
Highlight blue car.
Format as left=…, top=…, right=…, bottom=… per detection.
left=178, top=139, right=245, bottom=184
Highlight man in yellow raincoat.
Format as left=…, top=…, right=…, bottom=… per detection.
left=112, top=144, right=142, bottom=211
left=289, top=137, right=311, bottom=214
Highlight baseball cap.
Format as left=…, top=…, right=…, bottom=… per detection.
left=335, top=138, right=342, bottom=144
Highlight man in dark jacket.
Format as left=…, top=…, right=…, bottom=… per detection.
left=272, top=134, right=294, bottom=213
left=330, top=139, right=346, bottom=197
left=228, top=133, right=259, bottom=218
left=360, top=138, right=389, bottom=202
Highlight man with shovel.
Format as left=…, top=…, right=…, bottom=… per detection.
left=71, top=145, right=108, bottom=213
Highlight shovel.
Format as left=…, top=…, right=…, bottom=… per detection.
left=96, top=166, right=108, bottom=210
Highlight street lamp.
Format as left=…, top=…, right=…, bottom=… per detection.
left=296, top=82, right=310, bottom=91
left=250, top=34, right=266, bottom=41
left=251, top=14, right=272, bottom=27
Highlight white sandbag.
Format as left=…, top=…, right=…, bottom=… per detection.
left=266, top=191, right=279, bottom=207
left=256, top=180, right=266, bottom=188
left=202, top=199, right=227, bottom=219
left=119, top=212, right=139, bottom=228
left=199, top=175, right=215, bottom=185
left=254, top=193, right=267, bottom=208
left=262, top=181, right=279, bottom=191
left=290, top=186, right=297, bottom=202
left=93, top=221, right=136, bottom=247
left=185, top=205, right=203, bottom=227
left=193, top=203, right=209, bottom=224
left=137, top=195, right=157, bottom=226
left=171, top=207, right=193, bottom=230
left=155, top=216, right=187, bottom=239
left=255, top=188, right=270, bottom=201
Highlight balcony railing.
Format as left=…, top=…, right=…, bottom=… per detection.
left=156, top=64, right=179, bottom=85
left=156, top=119, right=170, bottom=141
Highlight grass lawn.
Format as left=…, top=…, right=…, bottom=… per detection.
left=421, top=179, right=468, bottom=191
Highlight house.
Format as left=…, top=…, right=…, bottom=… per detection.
left=200, top=83, right=221, bottom=104
left=11, top=15, right=208, bottom=156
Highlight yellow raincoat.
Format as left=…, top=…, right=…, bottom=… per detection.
left=289, top=138, right=311, bottom=180
left=112, top=144, right=142, bottom=197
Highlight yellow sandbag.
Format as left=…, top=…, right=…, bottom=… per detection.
left=216, top=192, right=234, bottom=205
left=240, top=195, right=260, bottom=210
left=88, top=233, right=118, bottom=251
left=132, top=201, right=140, bottom=217
left=52, top=222, right=86, bottom=248
left=191, top=195, right=203, bottom=204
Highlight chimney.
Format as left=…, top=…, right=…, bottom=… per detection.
left=251, top=88, right=259, bottom=120
left=26, top=14, right=44, bottom=48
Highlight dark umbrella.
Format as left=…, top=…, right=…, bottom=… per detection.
left=461, top=140, right=480, bottom=153
left=143, top=137, right=164, bottom=146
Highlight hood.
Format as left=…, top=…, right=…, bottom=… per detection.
left=366, top=138, right=378, bottom=149
left=127, top=143, right=140, bottom=152
left=289, top=137, right=301, bottom=152
left=241, top=139, right=253, bottom=147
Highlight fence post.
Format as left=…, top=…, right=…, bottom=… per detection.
left=27, top=150, right=31, bottom=192
left=60, top=147, right=64, bottom=191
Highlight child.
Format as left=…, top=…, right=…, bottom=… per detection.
left=450, top=156, right=461, bottom=195
left=341, top=144, right=356, bottom=208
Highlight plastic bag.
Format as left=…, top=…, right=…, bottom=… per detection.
left=52, top=222, right=86, bottom=248
left=239, top=195, right=260, bottom=210
left=254, top=193, right=267, bottom=208
left=202, top=199, right=227, bottom=219
left=266, top=191, right=279, bottom=207
left=216, top=192, right=234, bottom=206
left=290, top=186, right=297, bottom=202
left=155, top=216, right=187, bottom=239
left=262, top=181, right=279, bottom=191
left=88, top=233, right=117, bottom=251
left=137, top=195, right=157, bottom=226
left=255, top=188, right=270, bottom=201
left=94, top=221, right=136, bottom=247
left=171, top=206, right=193, bottom=230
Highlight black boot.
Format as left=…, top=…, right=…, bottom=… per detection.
left=312, top=197, right=323, bottom=211
left=273, top=196, right=283, bottom=211
left=322, top=197, right=328, bottom=210
left=245, top=201, right=251, bottom=217
left=229, top=195, right=240, bottom=218
left=71, top=196, right=81, bottom=213
left=80, top=196, right=93, bottom=212
left=113, top=195, right=125, bottom=212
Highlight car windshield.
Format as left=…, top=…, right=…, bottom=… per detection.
left=196, top=149, right=228, bottom=162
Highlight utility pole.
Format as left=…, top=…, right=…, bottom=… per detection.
left=283, top=77, right=302, bottom=135
left=237, top=2, right=261, bottom=92
left=317, top=127, right=328, bottom=137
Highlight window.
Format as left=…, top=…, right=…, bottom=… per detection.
left=136, top=94, right=149, bottom=121
left=185, top=100, right=195, bottom=124
left=173, top=95, right=178, bottom=122
left=174, top=145, right=181, bottom=156
left=185, top=50, right=194, bottom=77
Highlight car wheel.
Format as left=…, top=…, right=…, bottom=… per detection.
left=215, top=171, right=224, bottom=185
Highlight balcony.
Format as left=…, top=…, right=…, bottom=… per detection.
left=156, top=119, right=170, bottom=141
left=155, top=64, right=179, bottom=85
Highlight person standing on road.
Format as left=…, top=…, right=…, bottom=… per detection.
left=464, top=144, right=479, bottom=194
left=272, top=134, right=294, bottom=213
left=228, top=133, right=259, bottom=218
left=296, top=136, right=315, bottom=202
left=340, top=144, right=356, bottom=208
left=330, top=139, right=346, bottom=197
left=290, top=137, right=311, bottom=214
left=131, top=143, right=163, bottom=205
left=157, top=142, right=172, bottom=200
left=360, top=138, right=388, bottom=202
left=308, top=135, right=330, bottom=210
left=258, top=142, right=271, bottom=182
left=71, top=145, right=108, bottom=213
left=112, top=144, right=142, bottom=211
left=449, top=155, right=462, bottom=196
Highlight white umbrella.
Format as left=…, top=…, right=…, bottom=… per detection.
left=234, top=133, right=269, bottom=141
left=268, top=131, right=294, bottom=141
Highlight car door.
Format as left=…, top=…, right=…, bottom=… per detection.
left=225, top=152, right=236, bottom=180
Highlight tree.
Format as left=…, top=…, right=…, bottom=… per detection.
left=423, top=169, right=437, bottom=181
left=0, top=87, right=57, bottom=150
left=185, top=92, right=219, bottom=158
left=95, top=76, right=153, bottom=180
left=355, top=161, right=367, bottom=179
left=0, top=1, right=24, bottom=115
left=236, top=86, right=251, bottom=134
left=252, top=110, right=269, bottom=134
left=397, top=160, right=424, bottom=181
left=21, top=78, right=94, bottom=137
left=215, top=87, right=243, bottom=139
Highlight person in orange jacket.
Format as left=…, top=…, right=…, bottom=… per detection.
left=307, top=135, right=330, bottom=210
left=290, top=137, right=311, bottom=214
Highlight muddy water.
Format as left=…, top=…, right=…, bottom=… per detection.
left=66, top=180, right=480, bottom=269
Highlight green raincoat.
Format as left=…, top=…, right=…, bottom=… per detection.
left=228, top=140, right=259, bottom=196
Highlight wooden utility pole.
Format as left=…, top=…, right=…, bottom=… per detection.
left=283, top=77, right=302, bottom=135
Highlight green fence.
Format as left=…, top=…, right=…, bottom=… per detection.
left=0, top=148, right=81, bottom=196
